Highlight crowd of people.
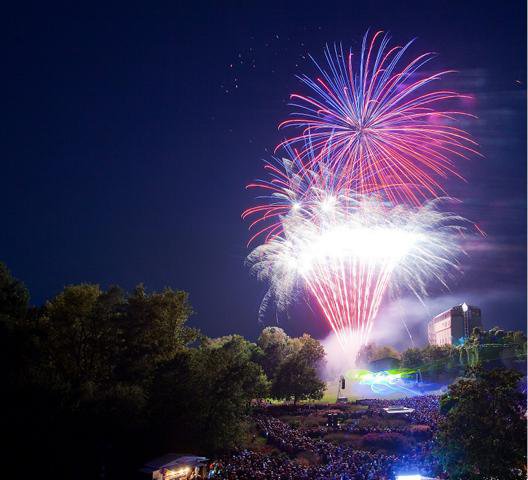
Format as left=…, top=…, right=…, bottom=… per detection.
left=357, top=395, right=443, bottom=428
left=256, top=416, right=318, bottom=454
left=343, top=423, right=431, bottom=436
left=210, top=395, right=444, bottom=479
left=208, top=450, right=310, bottom=480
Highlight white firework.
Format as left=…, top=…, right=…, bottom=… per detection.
left=247, top=193, right=468, bottom=356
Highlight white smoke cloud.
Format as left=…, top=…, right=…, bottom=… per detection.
left=373, top=288, right=525, bottom=349
left=319, top=287, right=525, bottom=379
left=319, top=331, right=359, bottom=380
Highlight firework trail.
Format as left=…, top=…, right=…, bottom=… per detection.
left=242, top=144, right=341, bottom=245
left=247, top=179, right=468, bottom=356
left=244, top=31, right=477, bottom=360
left=278, top=31, right=479, bottom=205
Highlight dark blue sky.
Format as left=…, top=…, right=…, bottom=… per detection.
left=1, top=1, right=526, bottom=343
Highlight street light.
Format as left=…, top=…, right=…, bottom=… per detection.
left=462, top=302, right=470, bottom=337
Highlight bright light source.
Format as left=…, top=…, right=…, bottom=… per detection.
left=298, top=226, right=419, bottom=267
left=292, top=202, right=302, bottom=211
left=165, top=467, right=191, bottom=479
left=462, top=302, right=468, bottom=312
left=396, top=475, right=422, bottom=480
left=247, top=192, right=468, bottom=361
left=320, top=196, right=336, bottom=212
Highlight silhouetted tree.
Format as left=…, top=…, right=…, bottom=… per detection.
left=0, top=262, right=29, bottom=322
left=120, top=284, right=197, bottom=383
left=151, top=335, right=269, bottom=452
left=2, top=276, right=199, bottom=478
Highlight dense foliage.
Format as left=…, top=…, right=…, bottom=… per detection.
left=356, top=343, right=401, bottom=367
left=400, top=329, right=527, bottom=381
left=437, top=367, right=527, bottom=479
left=401, top=344, right=461, bottom=379
left=269, top=332, right=326, bottom=404
left=462, top=326, right=527, bottom=367
left=0, top=263, right=324, bottom=479
left=255, top=327, right=326, bottom=404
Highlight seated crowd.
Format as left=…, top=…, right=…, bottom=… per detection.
left=210, top=395, right=444, bottom=480
left=357, top=395, right=442, bottom=428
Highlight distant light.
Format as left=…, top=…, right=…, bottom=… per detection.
left=164, top=467, right=191, bottom=479
left=396, top=476, right=422, bottom=480
left=462, top=302, right=468, bottom=312
left=292, top=202, right=302, bottom=211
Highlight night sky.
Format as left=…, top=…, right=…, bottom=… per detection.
left=2, top=1, right=526, bottom=344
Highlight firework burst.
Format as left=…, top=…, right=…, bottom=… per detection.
left=244, top=31, right=478, bottom=361
left=278, top=31, right=479, bottom=204
left=247, top=188, right=468, bottom=356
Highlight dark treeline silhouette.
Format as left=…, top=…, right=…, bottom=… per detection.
left=0, top=263, right=324, bottom=479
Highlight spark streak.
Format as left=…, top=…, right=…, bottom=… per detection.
left=247, top=191, right=468, bottom=356
left=277, top=31, right=479, bottom=205
left=244, top=31, right=477, bottom=361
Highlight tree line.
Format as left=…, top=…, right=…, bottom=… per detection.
left=354, top=328, right=526, bottom=382
left=0, top=262, right=324, bottom=479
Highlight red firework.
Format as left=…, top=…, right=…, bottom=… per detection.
left=277, top=31, right=479, bottom=205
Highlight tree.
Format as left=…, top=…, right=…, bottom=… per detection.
left=271, top=333, right=325, bottom=404
left=0, top=262, right=29, bottom=323
left=151, top=335, right=269, bottom=452
left=356, top=343, right=373, bottom=366
left=401, top=344, right=466, bottom=379
left=437, top=367, right=526, bottom=479
left=0, top=263, right=35, bottom=476
left=356, top=343, right=401, bottom=368
left=120, top=284, right=197, bottom=382
left=420, top=345, right=456, bottom=377
left=0, top=262, right=31, bottom=384
left=465, top=328, right=527, bottom=366
left=41, top=284, right=122, bottom=390
left=256, top=326, right=291, bottom=378
left=510, top=330, right=526, bottom=344
left=3, top=280, right=199, bottom=478
left=401, top=348, right=424, bottom=369
left=194, top=335, right=269, bottom=450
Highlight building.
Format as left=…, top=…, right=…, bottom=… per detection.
left=428, top=303, right=482, bottom=346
